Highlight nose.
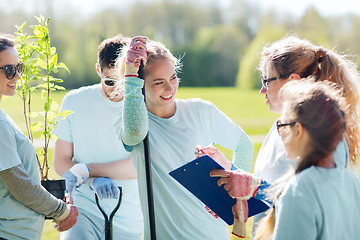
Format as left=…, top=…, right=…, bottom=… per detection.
left=259, top=85, right=266, bottom=95
left=164, top=81, right=174, bottom=91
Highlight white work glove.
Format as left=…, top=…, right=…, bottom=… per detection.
left=62, top=163, right=90, bottom=195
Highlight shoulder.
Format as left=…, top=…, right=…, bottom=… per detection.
left=62, top=84, right=100, bottom=106
left=281, top=168, right=317, bottom=197
left=64, top=84, right=100, bottom=100
left=176, top=98, right=215, bottom=110
left=0, top=118, right=14, bottom=138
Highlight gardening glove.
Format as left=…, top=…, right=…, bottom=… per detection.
left=53, top=204, right=79, bottom=232
left=231, top=199, right=247, bottom=238
left=62, top=163, right=90, bottom=195
left=125, top=36, right=148, bottom=77
left=210, top=169, right=262, bottom=239
left=210, top=168, right=262, bottom=199
left=85, top=177, right=120, bottom=199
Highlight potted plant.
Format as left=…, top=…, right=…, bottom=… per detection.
left=15, top=16, right=72, bottom=200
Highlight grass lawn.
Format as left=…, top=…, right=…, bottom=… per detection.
left=0, top=87, right=278, bottom=239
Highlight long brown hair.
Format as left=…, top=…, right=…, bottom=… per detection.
left=254, top=80, right=347, bottom=239
left=258, top=35, right=360, bottom=166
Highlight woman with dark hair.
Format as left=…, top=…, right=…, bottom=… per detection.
left=208, top=80, right=360, bottom=239
left=0, top=35, right=78, bottom=240
left=254, top=80, right=360, bottom=239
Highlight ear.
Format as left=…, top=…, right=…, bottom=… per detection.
left=95, top=63, right=102, bottom=78
left=289, top=73, right=301, bottom=80
left=293, top=122, right=304, bottom=139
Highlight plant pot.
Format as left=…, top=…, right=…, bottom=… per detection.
left=41, top=179, right=66, bottom=200
left=41, top=179, right=66, bottom=220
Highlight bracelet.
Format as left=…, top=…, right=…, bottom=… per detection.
left=124, top=74, right=138, bottom=78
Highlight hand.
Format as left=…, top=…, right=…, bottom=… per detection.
left=62, top=163, right=90, bottom=195
left=210, top=168, right=262, bottom=199
left=195, top=145, right=232, bottom=170
left=54, top=205, right=79, bottom=232
left=85, top=177, right=120, bottom=199
left=125, top=36, right=148, bottom=76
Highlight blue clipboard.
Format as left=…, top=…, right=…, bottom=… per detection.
left=169, top=155, right=270, bottom=225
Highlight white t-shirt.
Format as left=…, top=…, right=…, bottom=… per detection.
left=121, top=96, right=254, bottom=239
left=54, top=84, right=143, bottom=234
left=0, top=109, right=44, bottom=240
left=274, top=165, right=360, bottom=240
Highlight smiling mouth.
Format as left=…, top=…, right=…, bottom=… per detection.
left=161, top=94, right=173, bottom=99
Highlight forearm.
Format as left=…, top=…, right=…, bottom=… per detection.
left=0, top=164, right=67, bottom=218
left=53, top=140, right=75, bottom=176
left=121, top=77, right=149, bottom=146
left=254, top=180, right=272, bottom=203
left=232, top=133, right=254, bottom=172
left=87, top=158, right=137, bottom=180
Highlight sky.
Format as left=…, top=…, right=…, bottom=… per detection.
left=2, top=0, right=360, bottom=17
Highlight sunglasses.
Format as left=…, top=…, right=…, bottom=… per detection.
left=103, top=78, right=117, bottom=87
left=276, top=119, right=296, bottom=136
left=0, top=62, right=24, bottom=80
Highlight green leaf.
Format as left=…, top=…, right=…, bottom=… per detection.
left=57, top=62, right=70, bottom=73
left=53, top=78, right=63, bottom=83
left=30, top=121, right=42, bottom=132
left=60, top=110, right=73, bottom=119
left=36, top=58, right=47, bottom=70
left=44, top=99, right=53, bottom=112
left=50, top=101, right=59, bottom=112
left=51, top=134, right=58, bottom=142
left=50, top=53, right=58, bottom=67
left=54, top=85, right=65, bottom=90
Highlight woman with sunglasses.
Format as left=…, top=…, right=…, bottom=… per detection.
left=0, top=35, right=78, bottom=239
left=209, top=80, right=360, bottom=239
left=114, top=36, right=253, bottom=239
left=250, top=35, right=360, bottom=235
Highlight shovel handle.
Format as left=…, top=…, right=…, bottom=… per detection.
left=95, top=187, right=123, bottom=240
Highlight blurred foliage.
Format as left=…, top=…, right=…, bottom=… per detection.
left=1, top=0, right=360, bottom=89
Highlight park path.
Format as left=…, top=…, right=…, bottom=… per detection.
left=33, top=135, right=266, bottom=149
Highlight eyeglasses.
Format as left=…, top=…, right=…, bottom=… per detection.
left=103, top=78, right=117, bottom=87
left=0, top=62, right=24, bottom=80
left=261, top=75, right=279, bottom=90
left=276, top=119, right=296, bottom=136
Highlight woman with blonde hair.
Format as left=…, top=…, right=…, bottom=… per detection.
left=208, top=80, right=360, bottom=239
left=114, top=36, right=254, bottom=239
left=251, top=35, right=360, bottom=234
left=254, top=80, right=360, bottom=239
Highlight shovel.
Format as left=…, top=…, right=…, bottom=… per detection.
left=95, top=187, right=123, bottom=240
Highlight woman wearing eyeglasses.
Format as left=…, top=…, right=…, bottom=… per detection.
left=250, top=35, right=360, bottom=236
left=0, top=35, right=79, bottom=239
left=210, top=80, right=360, bottom=240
